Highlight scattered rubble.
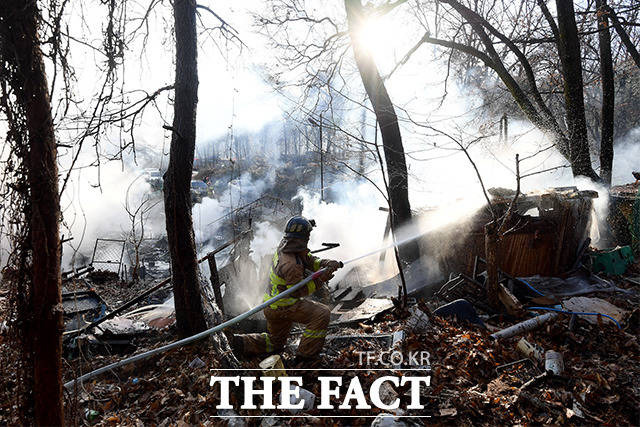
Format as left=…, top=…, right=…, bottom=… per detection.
left=46, top=262, right=639, bottom=425
left=332, top=298, right=395, bottom=325
left=562, top=296, right=627, bottom=325
left=609, top=183, right=640, bottom=255
left=405, top=305, right=430, bottom=333
left=3, top=182, right=637, bottom=425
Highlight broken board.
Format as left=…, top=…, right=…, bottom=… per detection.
left=562, top=296, right=627, bottom=326
left=332, top=298, right=394, bottom=324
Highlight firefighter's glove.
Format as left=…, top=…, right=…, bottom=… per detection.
left=324, top=260, right=342, bottom=273
left=318, top=271, right=335, bottom=282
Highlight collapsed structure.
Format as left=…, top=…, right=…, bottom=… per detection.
left=428, top=187, right=598, bottom=277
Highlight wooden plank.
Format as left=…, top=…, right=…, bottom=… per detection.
left=498, top=282, right=524, bottom=316
left=208, top=255, right=225, bottom=314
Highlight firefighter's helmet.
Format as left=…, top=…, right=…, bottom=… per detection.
left=284, top=216, right=316, bottom=239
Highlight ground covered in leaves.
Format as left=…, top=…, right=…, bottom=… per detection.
left=1, top=275, right=638, bottom=425
left=53, top=281, right=638, bottom=425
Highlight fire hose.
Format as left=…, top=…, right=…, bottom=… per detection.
left=63, top=236, right=416, bottom=390
left=64, top=267, right=333, bottom=390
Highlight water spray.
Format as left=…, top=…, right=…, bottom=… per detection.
left=63, top=237, right=420, bottom=390
left=342, top=231, right=425, bottom=265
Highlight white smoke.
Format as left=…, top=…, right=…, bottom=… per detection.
left=249, top=221, right=282, bottom=267
left=299, top=184, right=393, bottom=282
left=612, top=128, right=640, bottom=185
left=60, top=162, right=165, bottom=268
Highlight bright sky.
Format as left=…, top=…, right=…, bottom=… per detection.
left=50, top=0, right=637, bottom=212
left=54, top=1, right=446, bottom=152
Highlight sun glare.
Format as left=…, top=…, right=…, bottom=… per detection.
left=354, top=15, right=394, bottom=55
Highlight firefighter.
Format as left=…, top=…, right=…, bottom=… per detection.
left=232, top=216, right=342, bottom=365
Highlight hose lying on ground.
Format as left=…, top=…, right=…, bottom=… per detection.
left=64, top=234, right=419, bottom=390
left=64, top=267, right=330, bottom=390
left=528, top=306, right=621, bottom=329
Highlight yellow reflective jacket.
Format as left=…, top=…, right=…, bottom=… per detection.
left=264, top=238, right=328, bottom=309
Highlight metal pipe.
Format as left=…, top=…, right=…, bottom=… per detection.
left=490, top=312, right=558, bottom=340
left=310, top=243, right=340, bottom=254
left=197, top=229, right=251, bottom=263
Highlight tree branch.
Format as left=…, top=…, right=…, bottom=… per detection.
left=605, top=5, right=640, bottom=69
left=195, top=4, right=246, bottom=48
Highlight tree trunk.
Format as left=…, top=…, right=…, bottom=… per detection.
left=555, top=0, right=599, bottom=181
left=484, top=221, right=500, bottom=309
left=344, top=0, right=419, bottom=263
left=164, top=0, right=207, bottom=336
left=1, top=1, right=64, bottom=423
left=597, top=0, right=615, bottom=185
left=359, top=108, right=366, bottom=174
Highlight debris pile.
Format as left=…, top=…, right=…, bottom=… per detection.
left=47, top=271, right=638, bottom=424
left=609, top=183, right=640, bottom=255
left=2, top=183, right=637, bottom=425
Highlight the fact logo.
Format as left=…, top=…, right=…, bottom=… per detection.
left=209, top=374, right=431, bottom=411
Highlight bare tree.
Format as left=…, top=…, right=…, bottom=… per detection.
left=163, top=0, right=209, bottom=336
left=555, top=0, right=594, bottom=179
left=389, top=0, right=640, bottom=182
left=597, top=0, right=615, bottom=184
left=163, top=0, right=244, bottom=336
left=605, top=3, right=640, bottom=69
left=344, top=0, right=419, bottom=263
left=124, top=178, right=160, bottom=282
left=0, top=0, right=63, bottom=423
left=257, top=0, right=420, bottom=263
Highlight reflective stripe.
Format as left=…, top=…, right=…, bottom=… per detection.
left=307, top=280, right=316, bottom=295
left=270, top=270, right=286, bottom=286
left=263, top=333, right=273, bottom=352
left=265, top=251, right=298, bottom=308
left=264, top=250, right=324, bottom=309
left=302, top=328, right=327, bottom=339
left=309, top=253, right=321, bottom=271
left=264, top=292, right=298, bottom=309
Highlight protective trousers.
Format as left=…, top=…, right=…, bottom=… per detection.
left=241, top=299, right=330, bottom=358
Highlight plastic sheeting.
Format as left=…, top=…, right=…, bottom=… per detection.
left=518, top=272, right=631, bottom=298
